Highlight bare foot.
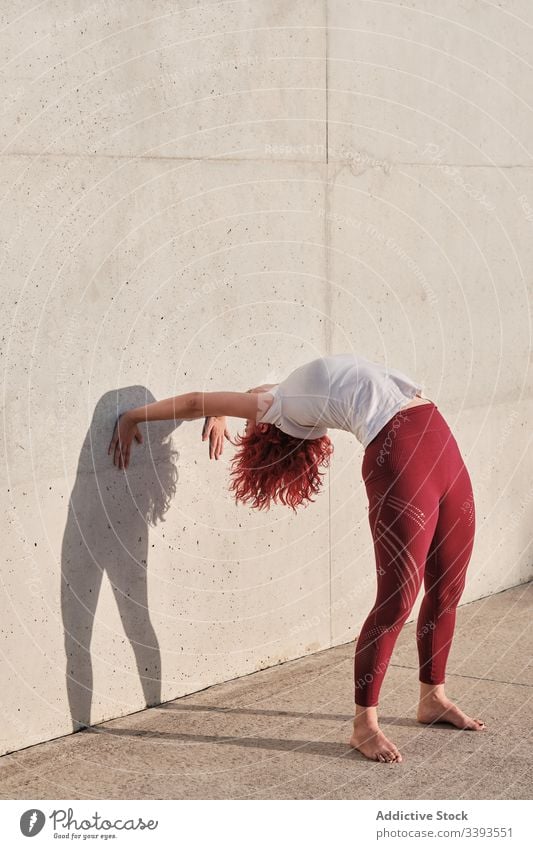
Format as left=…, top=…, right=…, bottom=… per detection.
left=417, top=694, right=486, bottom=730
left=349, top=720, right=403, bottom=763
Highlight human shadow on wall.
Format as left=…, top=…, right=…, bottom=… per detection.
left=60, top=387, right=179, bottom=732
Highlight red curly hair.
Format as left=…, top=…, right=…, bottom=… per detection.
left=228, top=421, right=334, bottom=512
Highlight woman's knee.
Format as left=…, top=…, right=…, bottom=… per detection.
left=368, top=597, right=412, bottom=632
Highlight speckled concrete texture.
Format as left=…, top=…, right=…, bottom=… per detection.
left=1, top=584, right=530, bottom=800
left=1, top=0, right=532, bottom=759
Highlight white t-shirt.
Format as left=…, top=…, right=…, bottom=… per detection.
left=256, top=353, right=424, bottom=448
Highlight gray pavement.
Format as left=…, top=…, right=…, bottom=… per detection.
left=1, top=582, right=531, bottom=799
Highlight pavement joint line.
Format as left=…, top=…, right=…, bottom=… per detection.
left=390, top=664, right=533, bottom=687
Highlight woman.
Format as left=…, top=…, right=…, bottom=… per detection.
left=108, top=352, right=485, bottom=764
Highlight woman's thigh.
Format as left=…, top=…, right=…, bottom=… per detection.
left=362, top=430, right=447, bottom=603
left=423, top=448, right=476, bottom=597
left=363, top=430, right=446, bottom=531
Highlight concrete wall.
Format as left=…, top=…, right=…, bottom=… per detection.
left=1, top=1, right=531, bottom=755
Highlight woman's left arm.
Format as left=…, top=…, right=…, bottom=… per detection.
left=202, top=415, right=234, bottom=459
left=201, top=385, right=278, bottom=460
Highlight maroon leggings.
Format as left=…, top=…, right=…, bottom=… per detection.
left=354, top=401, right=476, bottom=706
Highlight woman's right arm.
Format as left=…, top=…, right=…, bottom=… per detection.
left=108, top=390, right=266, bottom=469
left=126, top=391, right=260, bottom=423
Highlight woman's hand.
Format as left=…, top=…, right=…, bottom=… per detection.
left=202, top=416, right=232, bottom=459
left=108, top=412, right=143, bottom=470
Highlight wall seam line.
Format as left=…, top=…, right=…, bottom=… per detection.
left=325, top=0, right=333, bottom=648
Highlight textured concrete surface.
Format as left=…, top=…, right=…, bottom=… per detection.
left=2, top=0, right=532, bottom=756
left=1, top=583, right=531, bottom=800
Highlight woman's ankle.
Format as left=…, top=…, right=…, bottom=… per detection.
left=419, top=682, right=446, bottom=702
left=354, top=704, right=379, bottom=727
